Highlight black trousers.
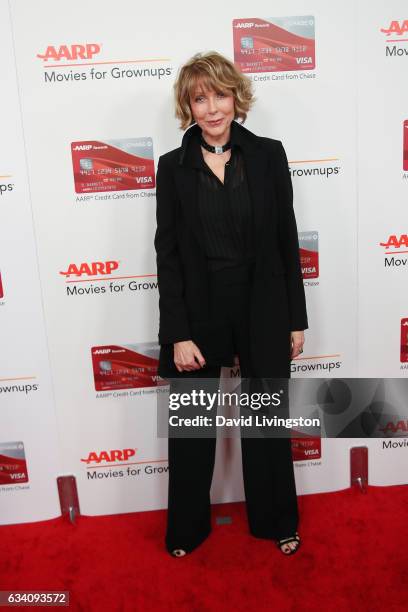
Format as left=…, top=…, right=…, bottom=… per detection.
left=165, top=263, right=298, bottom=553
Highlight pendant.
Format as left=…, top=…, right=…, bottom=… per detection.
left=214, top=145, right=223, bottom=154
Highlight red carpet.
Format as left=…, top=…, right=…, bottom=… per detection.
left=1, top=485, right=407, bottom=611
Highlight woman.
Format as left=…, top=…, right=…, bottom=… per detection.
left=154, top=51, right=308, bottom=557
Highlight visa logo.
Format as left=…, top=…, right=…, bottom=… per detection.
left=37, top=44, right=101, bottom=62
left=296, top=57, right=313, bottom=64
left=304, top=449, right=319, bottom=456
left=302, top=267, right=316, bottom=274
left=10, top=473, right=26, bottom=480
left=135, top=176, right=153, bottom=184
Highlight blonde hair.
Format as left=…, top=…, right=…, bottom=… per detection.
left=173, top=51, right=255, bottom=130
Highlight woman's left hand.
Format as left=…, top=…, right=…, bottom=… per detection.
left=290, top=330, right=305, bottom=359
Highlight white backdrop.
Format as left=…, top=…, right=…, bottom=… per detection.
left=0, top=0, right=406, bottom=525
left=357, top=0, right=408, bottom=484
left=0, top=0, right=61, bottom=523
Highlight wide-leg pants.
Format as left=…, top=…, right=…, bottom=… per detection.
left=165, top=263, right=299, bottom=554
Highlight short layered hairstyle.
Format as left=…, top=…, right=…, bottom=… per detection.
left=174, top=51, right=255, bottom=130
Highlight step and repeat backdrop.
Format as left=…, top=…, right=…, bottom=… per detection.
left=0, top=0, right=406, bottom=525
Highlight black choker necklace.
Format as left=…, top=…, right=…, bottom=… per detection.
left=200, top=134, right=231, bottom=155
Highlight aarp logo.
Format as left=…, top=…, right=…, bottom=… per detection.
left=380, top=20, right=408, bottom=36
left=81, top=448, right=137, bottom=465
left=379, top=234, right=408, bottom=250
left=37, top=44, right=101, bottom=62
left=59, top=261, right=119, bottom=278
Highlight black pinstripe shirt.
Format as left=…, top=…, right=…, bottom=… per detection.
left=188, top=123, right=256, bottom=272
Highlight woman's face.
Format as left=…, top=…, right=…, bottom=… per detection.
left=189, top=80, right=235, bottom=141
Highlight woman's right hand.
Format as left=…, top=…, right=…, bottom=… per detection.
left=173, top=340, right=206, bottom=372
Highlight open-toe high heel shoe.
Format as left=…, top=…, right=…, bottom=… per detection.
left=276, top=532, right=301, bottom=555
left=171, top=549, right=187, bottom=557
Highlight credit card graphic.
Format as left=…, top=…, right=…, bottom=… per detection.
left=91, top=343, right=165, bottom=391
left=291, top=436, right=321, bottom=461
left=0, top=441, right=29, bottom=485
left=0, top=270, right=3, bottom=299
left=404, top=121, right=408, bottom=171
left=401, top=318, right=408, bottom=363
left=233, top=16, right=315, bottom=73
left=299, top=231, right=319, bottom=279
left=71, top=137, right=155, bottom=193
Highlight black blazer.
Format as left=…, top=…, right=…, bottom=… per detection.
left=154, top=120, right=308, bottom=378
